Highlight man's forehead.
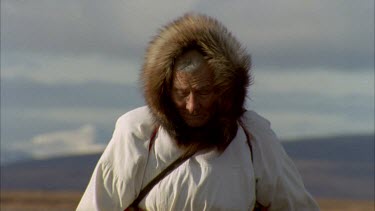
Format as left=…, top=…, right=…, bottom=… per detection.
left=174, top=49, right=205, bottom=72
left=173, top=68, right=214, bottom=89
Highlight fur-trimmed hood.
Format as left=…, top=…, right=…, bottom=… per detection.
left=141, top=13, right=251, bottom=149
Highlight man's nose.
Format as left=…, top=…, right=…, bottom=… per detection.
left=186, top=92, right=199, bottom=114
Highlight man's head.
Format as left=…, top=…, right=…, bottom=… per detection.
left=171, top=50, right=217, bottom=128
left=141, top=13, right=251, bottom=148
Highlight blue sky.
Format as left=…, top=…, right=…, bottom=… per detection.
left=1, top=0, right=374, bottom=163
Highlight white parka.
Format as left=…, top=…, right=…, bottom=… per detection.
left=77, top=106, right=320, bottom=211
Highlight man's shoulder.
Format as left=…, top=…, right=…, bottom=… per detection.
left=113, top=106, right=155, bottom=142
left=241, top=110, right=282, bottom=145
left=99, top=106, right=154, bottom=167
left=97, top=106, right=155, bottom=187
left=242, top=110, right=271, bottom=129
left=116, top=106, right=153, bottom=127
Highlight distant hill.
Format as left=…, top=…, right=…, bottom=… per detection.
left=283, top=134, right=374, bottom=163
left=0, top=154, right=101, bottom=191
left=1, top=134, right=374, bottom=200
left=283, top=134, right=374, bottom=200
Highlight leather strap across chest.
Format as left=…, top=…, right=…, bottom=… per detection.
left=125, top=123, right=268, bottom=211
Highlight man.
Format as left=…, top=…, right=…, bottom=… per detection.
left=77, top=13, right=320, bottom=210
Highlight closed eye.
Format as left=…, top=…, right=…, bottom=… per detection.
left=175, top=90, right=189, bottom=98
left=197, top=89, right=213, bottom=96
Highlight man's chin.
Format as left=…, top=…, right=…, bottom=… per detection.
left=184, top=118, right=209, bottom=128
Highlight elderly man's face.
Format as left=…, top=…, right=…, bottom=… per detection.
left=171, top=61, right=217, bottom=128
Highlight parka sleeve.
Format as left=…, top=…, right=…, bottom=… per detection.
left=76, top=161, right=122, bottom=210
left=76, top=117, right=127, bottom=211
left=244, top=111, right=320, bottom=211
left=76, top=108, right=152, bottom=211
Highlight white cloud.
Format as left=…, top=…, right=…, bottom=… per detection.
left=260, top=110, right=375, bottom=140
left=20, top=107, right=129, bottom=126
left=251, top=68, right=374, bottom=97
left=247, top=68, right=374, bottom=139
left=12, top=125, right=106, bottom=159
left=1, top=0, right=199, bottom=56
left=2, top=55, right=141, bottom=84
left=2, top=0, right=373, bottom=79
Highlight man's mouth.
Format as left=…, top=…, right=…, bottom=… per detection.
left=184, top=114, right=204, bottom=119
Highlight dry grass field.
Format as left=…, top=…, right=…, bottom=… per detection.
left=0, top=191, right=82, bottom=211
left=0, top=191, right=374, bottom=211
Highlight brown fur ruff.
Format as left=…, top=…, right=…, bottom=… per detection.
left=141, top=13, right=251, bottom=151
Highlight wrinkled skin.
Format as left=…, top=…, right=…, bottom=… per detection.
left=171, top=59, right=217, bottom=128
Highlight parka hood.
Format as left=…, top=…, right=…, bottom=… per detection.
left=141, top=13, right=251, bottom=149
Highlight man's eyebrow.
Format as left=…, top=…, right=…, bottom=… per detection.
left=195, top=85, right=213, bottom=90
left=173, top=87, right=188, bottom=91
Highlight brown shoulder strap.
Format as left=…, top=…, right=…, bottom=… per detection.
left=148, top=126, right=159, bottom=151
left=239, top=120, right=254, bottom=162
left=239, top=120, right=270, bottom=211
left=125, top=126, right=196, bottom=211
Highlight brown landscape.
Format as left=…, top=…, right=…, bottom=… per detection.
left=1, top=135, right=373, bottom=211
left=1, top=191, right=373, bottom=211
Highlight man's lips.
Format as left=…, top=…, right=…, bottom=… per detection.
left=182, top=114, right=205, bottom=118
